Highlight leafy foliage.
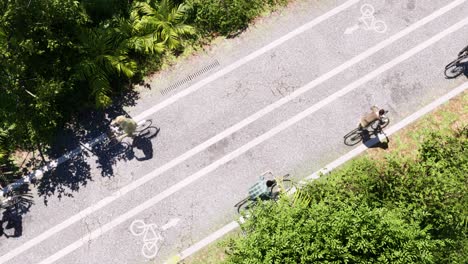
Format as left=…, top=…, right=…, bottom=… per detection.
left=187, top=0, right=288, bottom=36
left=0, top=0, right=289, bottom=184
left=225, top=127, right=468, bottom=263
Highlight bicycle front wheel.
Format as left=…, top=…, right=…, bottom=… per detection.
left=135, top=120, right=152, bottom=132
left=379, top=117, right=390, bottom=129
left=444, top=62, right=464, bottom=79
left=344, top=132, right=362, bottom=146
left=270, top=179, right=293, bottom=200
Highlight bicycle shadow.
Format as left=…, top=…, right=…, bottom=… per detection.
left=0, top=185, right=33, bottom=239
left=445, top=61, right=468, bottom=79
left=127, top=127, right=160, bottom=161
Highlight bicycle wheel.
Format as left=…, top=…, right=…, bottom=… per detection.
left=0, top=195, right=20, bottom=209
left=379, top=116, right=390, bottom=129
left=444, top=62, right=464, bottom=79
left=270, top=179, right=293, bottom=200
left=141, top=241, right=160, bottom=259
left=360, top=4, right=374, bottom=16
left=373, top=20, right=387, bottom=33
left=370, top=117, right=390, bottom=130
left=236, top=198, right=255, bottom=214
left=137, top=126, right=159, bottom=139
left=344, top=132, right=363, bottom=146
left=135, top=120, right=152, bottom=132
left=130, top=219, right=146, bottom=236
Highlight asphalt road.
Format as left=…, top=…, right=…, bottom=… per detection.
left=1, top=0, right=468, bottom=263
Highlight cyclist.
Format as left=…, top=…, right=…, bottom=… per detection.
left=358, top=105, right=386, bottom=130
left=248, top=177, right=275, bottom=200
left=111, top=115, right=137, bottom=140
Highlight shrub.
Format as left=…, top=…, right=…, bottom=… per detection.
left=225, top=127, right=468, bottom=263
left=187, top=0, right=288, bottom=36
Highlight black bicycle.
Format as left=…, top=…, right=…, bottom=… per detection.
left=344, top=112, right=390, bottom=146
left=445, top=47, right=468, bottom=79
left=234, top=172, right=293, bottom=214
left=99, top=119, right=156, bottom=154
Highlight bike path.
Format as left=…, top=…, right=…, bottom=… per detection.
left=0, top=0, right=468, bottom=262
left=52, top=22, right=468, bottom=263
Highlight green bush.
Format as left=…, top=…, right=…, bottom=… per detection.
left=225, top=127, right=468, bottom=263
left=187, top=0, right=288, bottom=36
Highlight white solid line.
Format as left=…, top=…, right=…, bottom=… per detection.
left=35, top=14, right=468, bottom=264
left=0, top=0, right=358, bottom=197
left=132, top=0, right=360, bottom=122
left=168, top=82, right=468, bottom=263
left=2, top=1, right=465, bottom=262
left=180, top=221, right=239, bottom=259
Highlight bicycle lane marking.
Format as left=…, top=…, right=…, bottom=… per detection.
left=0, top=0, right=360, bottom=198
left=129, top=218, right=180, bottom=259
left=1, top=1, right=465, bottom=262
left=165, top=81, right=468, bottom=263
left=35, top=13, right=468, bottom=264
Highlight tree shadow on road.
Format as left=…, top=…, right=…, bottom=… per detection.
left=36, top=90, right=141, bottom=203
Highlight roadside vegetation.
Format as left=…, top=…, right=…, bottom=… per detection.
left=182, top=92, right=467, bottom=264
left=0, top=0, right=289, bottom=186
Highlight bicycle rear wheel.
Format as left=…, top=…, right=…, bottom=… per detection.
left=270, top=179, right=293, bottom=200
left=379, top=116, right=390, bottom=129
left=444, top=61, right=464, bottom=79
left=236, top=198, right=255, bottom=214
left=344, top=132, right=362, bottom=146
left=0, top=195, right=20, bottom=209
left=370, top=117, right=390, bottom=130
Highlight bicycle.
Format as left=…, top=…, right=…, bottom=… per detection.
left=129, top=218, right=179, bottom=259
left=99, top=119, right=154, bottom=154
left=344, top=111, right=390, bottom=146
left=445, top=49, right=468, bottom=79
left=130, top=219, right=163, bottom=259
left=359, top=4, right=387, bottom=33
left=234, top=171, right=293, bottom=214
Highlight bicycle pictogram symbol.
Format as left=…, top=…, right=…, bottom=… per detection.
left=130, top=218, right=180, bottom=259
left=359, top=4, right=387, bottom=33
left=344, top=4, right=387, bottom=35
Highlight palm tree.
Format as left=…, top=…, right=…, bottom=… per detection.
left=131, top=0, right=195, bottom=51
left=74, top=27, right=136, bottom=108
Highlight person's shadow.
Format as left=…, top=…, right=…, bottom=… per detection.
left=127, top=127, right=160, bottom=161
